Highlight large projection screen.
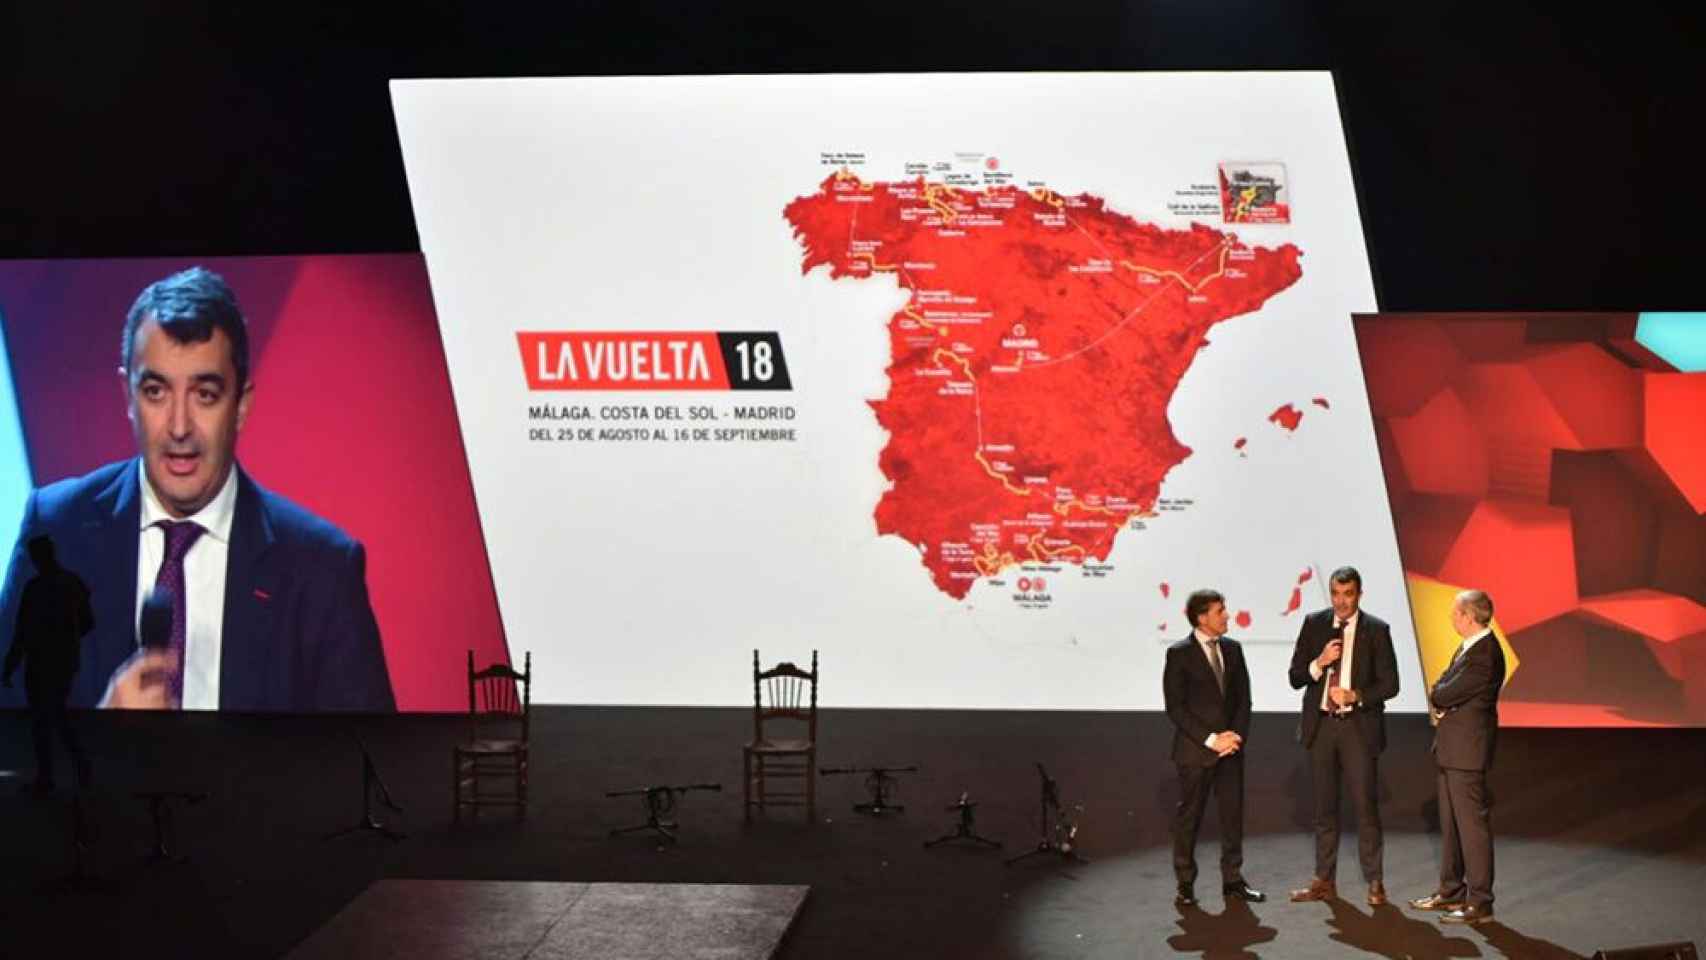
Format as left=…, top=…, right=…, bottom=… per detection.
left=393, top=72, right=1421, bottom=710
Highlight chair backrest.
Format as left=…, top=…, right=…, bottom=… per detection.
left=752, top=649, right=817, bottom=743
left=468, top=650, right=530, bottom=743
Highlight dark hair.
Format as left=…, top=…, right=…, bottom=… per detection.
left=27, top=535, right=55, bottom=569
left=1185, top=588, right=1225, bottom=628
left=1329, top=566, right=1362, bottom=591
left=121, top=267, right=250, bottom=391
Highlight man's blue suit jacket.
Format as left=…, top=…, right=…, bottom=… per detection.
left=0, top=460, right=396, bottom=712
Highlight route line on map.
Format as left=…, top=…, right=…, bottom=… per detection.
left=1028, top=222, right=1233, bottom=369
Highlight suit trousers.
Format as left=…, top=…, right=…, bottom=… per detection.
left=1172, top=754, right=1244, bottom=886
left=1308, top=712, right=1383, bottom=883
left=1437, top=766, right=1494, bottom=908
left=27, top=680, right=85, bottom=787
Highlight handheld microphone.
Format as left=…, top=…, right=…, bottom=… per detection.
left=139, top=587, right=174, bottom=650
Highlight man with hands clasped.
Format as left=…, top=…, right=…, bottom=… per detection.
left=1163, top=588, right=1264, bottom=908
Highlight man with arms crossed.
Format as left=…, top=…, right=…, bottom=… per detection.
left=1163, top=588, right=1264, bottom=907
left=1410, top=589, right=1505, bottom=924
left=1287, top=566, right=1400, bottom=906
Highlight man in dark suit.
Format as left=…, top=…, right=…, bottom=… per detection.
left=1163, top=588, right=1264, bottom=907
left=3, top=536, right=94, bottom=789
left=0, top=267, right=394, bottom=713
left=1286, top=566, right=1400, bottom=906
left=1409, top=589, right=1505, bottom=925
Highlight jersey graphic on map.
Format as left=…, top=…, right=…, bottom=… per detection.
left=785, top=168, right=1303, bottom=599
left=1218, top=162, right=1290, bottom=224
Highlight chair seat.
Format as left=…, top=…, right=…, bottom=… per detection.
left=457, top=738, right=527, bottom=756
left=746, top=738, right=814, bottom=755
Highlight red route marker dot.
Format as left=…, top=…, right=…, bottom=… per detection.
left=1235, top=610, right=1252, bottom=629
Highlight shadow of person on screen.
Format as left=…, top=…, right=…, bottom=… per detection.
left=2, top=536, right=94, bottom=793
left=1323, top=898, right=1481, bottom=960
left=1166, top=897, right=1277, bottom=959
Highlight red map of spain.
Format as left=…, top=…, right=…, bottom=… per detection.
left=784, top=171, right=1304, bottom=599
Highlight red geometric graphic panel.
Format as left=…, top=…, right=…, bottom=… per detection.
left=1356, top=313, right=1706, bottom=726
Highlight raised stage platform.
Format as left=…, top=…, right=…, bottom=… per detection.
left=285, top=880, right=807, bottom=959
left=0, top=707, right=1701, bottom=958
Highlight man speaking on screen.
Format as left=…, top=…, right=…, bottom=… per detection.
left=0, top=267, right=394, bottom=712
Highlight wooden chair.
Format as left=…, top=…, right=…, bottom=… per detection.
left=743, top=649, right=818, bottom=821
left=453, top=650, right=530, bottom=823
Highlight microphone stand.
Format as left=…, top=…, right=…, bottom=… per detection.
left=924, top=791, right=1002, bottom=850
left=606, top=783, right=721, bottom=845
left=325, top=735, right=405, bottom=842
left=819, top=764, right=918, bottom=815
left=1004, top=763, right=1088, bottom=867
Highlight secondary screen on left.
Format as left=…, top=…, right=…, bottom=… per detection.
left=0, top=255, right=507, bottom=712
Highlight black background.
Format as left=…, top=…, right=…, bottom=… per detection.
left=2, top=1, right=1701, bottom=311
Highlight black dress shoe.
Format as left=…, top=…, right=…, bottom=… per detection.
left=1223, top=880, right=1266, bottom=902
left=1175, top=884, right=1197, bottom=907
left=1440, top=904, right=1493, bottom=924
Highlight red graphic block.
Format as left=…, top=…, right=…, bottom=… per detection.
left=1439, top=499, right=1577, bottom=634
left=1455, top=362, right=1584, bottom=455
left=1606, top=317, right=1677, bottom=372
left=1526, top=343, right=1642, bottom=450
left=1578, top=590, right=1706, bottom=672
left=1644, top=373, right=1706, bottom=514
left=1387, top=387, right=1489, bottom=498
left=1354, top=317, right=1464, bottom=417
left=1577, top=590, right=1706, bottom=720
left=1501, top=614, right=1593, bottom=703
left=1392, top=494, right=1479, bottom=577
left=1548, top=451, right=1658, bottom=597
left=1440, top=317, right=1532, bottom=361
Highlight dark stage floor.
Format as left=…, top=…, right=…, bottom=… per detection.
left=1, top=707, right=1702, bottom=958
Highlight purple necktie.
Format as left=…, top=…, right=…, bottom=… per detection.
left=154, top=520, right=205, bottom=708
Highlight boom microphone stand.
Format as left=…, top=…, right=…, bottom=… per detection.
left=1003, top=763, right=1088, bottom=867
left=606, top=783, right=721, bottom=844
left=819, top=764, right=918, bottom=815
left=324, top=735, right=405, bottom=842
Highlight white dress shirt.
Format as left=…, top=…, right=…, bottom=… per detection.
left=1193, top=627, right=1228, bottom=748
left=1309, top=610, right=1358, bottom=712
left=135, top=461, right=238, bottom=710
left=1456, top=629, right=1491, bottom=657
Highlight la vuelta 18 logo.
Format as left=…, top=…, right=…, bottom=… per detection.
left=517, top=331, right=792, bottom=391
